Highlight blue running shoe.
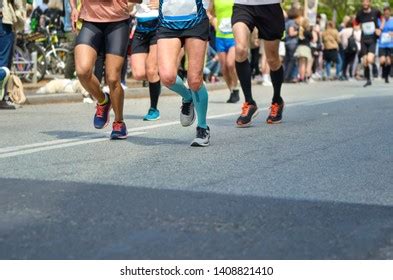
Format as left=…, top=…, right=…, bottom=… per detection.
left=110, top=121, right=128, bottom=140
left=0, top=67, right=11, bottom=101
left=143, top=108, right=160, bottom=121
left=94, top=93, right=111, bottom=129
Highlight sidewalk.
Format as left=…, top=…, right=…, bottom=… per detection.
left=24, top=80, right=229, bottom=105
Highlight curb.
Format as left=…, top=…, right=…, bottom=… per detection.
left=25, top=83, right=229, bottom=105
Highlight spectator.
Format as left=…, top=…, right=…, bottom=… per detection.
left=284, top=7, right=300, bottom=82
left=322, top=21, right=340, bottom=80
left=0, top=0, right=26, bottom=109
left=340, top=19, right=357, bottom=80
left=294, top=17, right=313, bottom=83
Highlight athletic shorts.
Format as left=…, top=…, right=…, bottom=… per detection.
left=378, top=47, right=392, bottom=57
left=131, top=30, right=158, bottom=54
left=157, top=18, right=210, bottom=46
left=231, top=4, right=285, bottom=41
left=360, top=40, right=377, bottom=56
left=215, top=37, right=235, bottom=53
left=76, top=19, right=131, bottom=57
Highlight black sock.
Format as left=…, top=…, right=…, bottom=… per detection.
left=364, top=66, right=370, bottom=81
left=235, top=59, right=255, bottom=104
left=149, top=80, right=161, bottom=109
left=384, top=64, right=391, bottom=80
left=270, top=66, right=284, bottom=104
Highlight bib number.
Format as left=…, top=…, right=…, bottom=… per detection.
left=362, top=21, right=376, bottom=35
left=380, top=32, right=392, bottom=44
left=218, top=18, right=232, bottom=34
left=162, top=0, right=197, bottom=21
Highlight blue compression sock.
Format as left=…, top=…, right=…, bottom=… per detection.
left=168, top=76, right=193, bottom=102
left=191, top=83, right=209, bottom=129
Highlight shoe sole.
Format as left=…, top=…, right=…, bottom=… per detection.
left=267, top=119, right=282, bottom=124
left=110, top=134, right=128, bottom=140
left=236, top=109, right=260, bottom=128
left=191, top=142, right=210, bottom=147
left=143, top=116, right=161, bottom=121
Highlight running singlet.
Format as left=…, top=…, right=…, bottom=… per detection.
left=159, top=0, right=208, bottom=30
left=234, top=0, right=282, bottom=5
left=136, top=0, right=159, bottom=32
left=356, top=8, right=382, bottom=41
left=214, top=0, right=234, bottom=39
left=80, top=0, right=129, bottom=23
left=378, top=17, right=393, bottom=48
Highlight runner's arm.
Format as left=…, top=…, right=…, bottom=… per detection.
left=207, top=1, right=217, bottom=29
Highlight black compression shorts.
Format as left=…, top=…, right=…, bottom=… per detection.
left=76, top=19, right=131, bottom=57
left=231, top=3, right=285, bottom=41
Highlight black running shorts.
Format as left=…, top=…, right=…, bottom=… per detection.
left=76, top=19, right=131, bottom=57
left=157, top=18, right=210, bottom=46
left=231, top=4, right=285, bottom=41
left=360, top=40, right=377, bottom=56
left=131, top=30, right=158, bottom=54
left=378, top=47, right=392, bottom=57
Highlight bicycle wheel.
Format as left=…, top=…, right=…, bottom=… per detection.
left=46, top=48, right=70, bottom=76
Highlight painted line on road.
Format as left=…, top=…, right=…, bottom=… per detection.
left=0, top=132, right=146, bottom=159
left=0, top=95, right=355, bottom=159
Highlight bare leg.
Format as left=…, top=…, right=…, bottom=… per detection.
left=75, top=44, right=105, bottom=103
left=105, top=54, right=126, bottom=122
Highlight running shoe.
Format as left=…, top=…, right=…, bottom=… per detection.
left=110, top=121, right=128, bottom=140
left=0, top=67, right=11, bottom=101
left=94, top=93, right=111, bottom=129
left=0, top=99, right=17, bottom=110
left=180, top=100, right=195, bottom=127
left=191, top=126, right=210, bottom=147
left=363, top=80, right=372, bottom=87
left=236, top=102, right=259, bottom=127
left=227, top=89, right=240, bottom=103
left=266, top=102, right=285, bottom=124
left=143, top=108, right=160, bottom=121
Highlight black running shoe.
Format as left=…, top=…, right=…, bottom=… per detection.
left=266, top=101, right=285, bottom=124
left=236, top=102, right=259, bottom=127
left=363, top=80, right=372, bottom=87
left=191, top=126, right=210, bottom=147
left=227, top=89, right=240, bottom=103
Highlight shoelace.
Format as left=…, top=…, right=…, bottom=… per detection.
left=241, top=103, right=250, bottom=116
left=96, top=104, right=105, bottom=118
left=113, top=122, right=124, bottom=131
left=181, top=102, right=191, bottom=115
left=270, top=103, right=280, bottom=118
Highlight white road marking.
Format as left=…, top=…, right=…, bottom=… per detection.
left=0, top=95, right=356, bottom=159
left=0, top=132, right=146, bottom=159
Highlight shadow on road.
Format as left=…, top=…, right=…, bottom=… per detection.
left=1, top=178, right=393, bottom=260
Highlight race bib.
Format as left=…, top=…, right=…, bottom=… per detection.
left=161, top=0, right=197, bottom=21
left=362, top=21, right=376, bottom=35
left=218, top=18, right=232, bottom=34
left=380, top=32, right=392, bottom=44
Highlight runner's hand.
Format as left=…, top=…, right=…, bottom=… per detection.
left=148, top=0, right=159, bottom=9
left=71, top=8, right=80, bottom=33
left=375, top=29, right=381, bottom=36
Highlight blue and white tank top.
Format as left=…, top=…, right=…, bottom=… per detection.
left=136, top=0, right=160, bottom=32
left=159, top=0, right=208, bottom=30
left=378, top=17, right=393, bottom=48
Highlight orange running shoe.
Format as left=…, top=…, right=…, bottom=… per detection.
left=266, top=102, right=285, bottom=124
left=236, top=102, right=259, bottom=127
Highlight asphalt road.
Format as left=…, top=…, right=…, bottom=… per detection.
left=0, top=80, right=392, bottom=260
